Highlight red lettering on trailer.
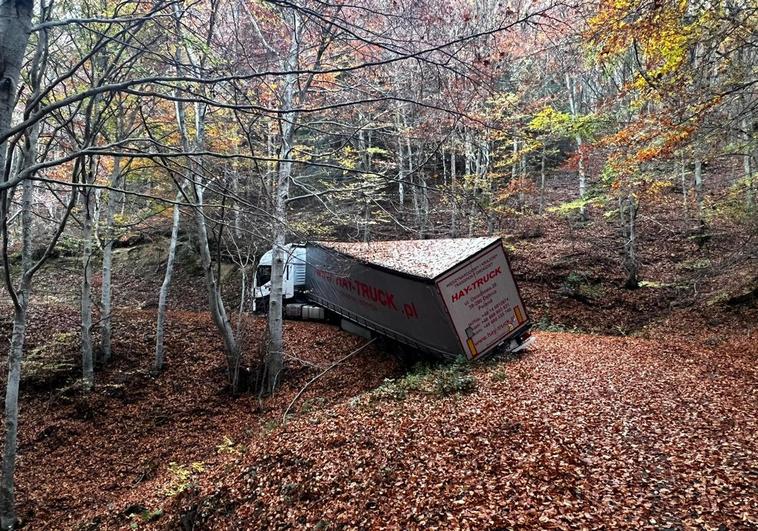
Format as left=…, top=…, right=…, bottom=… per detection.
left=316, top=269, right=408, bottom=315
left=450, top=266, right=502, bottom=304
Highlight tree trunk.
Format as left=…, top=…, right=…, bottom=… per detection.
left=620, top=190, right=639, bottom=289
left=1, top=302, right=27, bottom=531
left=395, top=109, right=406, bottom=208
left=441, top=146, right=447, bottom=187
left=100, top=155, right=121, bottom=363
left=694, top=157, right=704, bottom=229
left=450, top=144, right=457, bottom=236
left=402, top=113, right=420, bottom=228
left=262, top=135, right=294, bottom=393
left=191, top=136, right=241, bottom=389
left=263, top=13, right=302, bottom=396
left=0, top=176, right=33, bottom=531
left=419, top=174, right=429, bottom=237
left=465, top=131, right=475, bottom=236
left=566, top=72, right=587, bottom=221
left=192, top=183, right=241, bottom=390
left=511, top=137, right=517, bottom=184
left=263, top=131, right=291, bottom=394
left=0, top=0, right=34, bottom=183
left=742, top=112, right=754, bottom=212
left=0, top=8, right=43, bottom=523
left=363, top=194, right=370, bottom=242
left=173, top=1, right=240, bottom=389
left=154, top=190, right=182, bottom=373
left=81, top=188, right=95, bottom=390
left=576, top=133, right=586, bottom=220
left=539, top=145, right=546, bottom=214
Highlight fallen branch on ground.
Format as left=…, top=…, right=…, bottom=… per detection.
left=282, top=337, right=377, bottom=424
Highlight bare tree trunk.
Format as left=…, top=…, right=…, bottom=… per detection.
left=481, top=142, right=494, bottom=235
left=441, top=146, right=447, bottom=187
left=267, top=121, right=275, bottom=197
left=511, top=137, right=517, bottom=184
left=419, top=174, right=429, bottom=237
left=363, top=194, right=371, bottom=242
left=539, top=145, right=546, bottom=213
left=173, top=1, right=240, bottom=389
left=566, top=72, right=587, bottom=220
left=81, top=187, right=95, bottom=389
left=192, top=182, right=241, bottom=389
left=0, top=174, right=32, bottom=530
left=263, top=13, right=302, bottom=396
left=358, top=113, right=369, bottom=172
left=742, top=112, right=754, bottom=212
left=1, top=302, right=27, bottom=531
left=367, top=128, right=373, bottom=170
left=0, top=7, right=43, bottom=523
left=263, top=139, right=291, bottom=394
left=232, top=168, right=242, bottom=239
left=395, top=109, right=406, bottom=208
left=619, top=189, right=639, bottom=289
left=154, top=190, right=182, bottom=373
left=694, top=158, right=704, bottom=229
left=576, top=135, right=587, bottom=220
left=0, top=0, right=33, bottom=183
left=450, top=144, right=457, bottom=236
left=100, top=154, right=121, bottom=363
left=403, top=113, right=420, bottom=227
left=465, top=131, right=475, bottom=236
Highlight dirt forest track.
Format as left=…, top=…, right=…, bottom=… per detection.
left=4, top=303, right=755, bottom=529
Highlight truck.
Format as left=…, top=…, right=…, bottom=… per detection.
left=253, top=237, right=532, bottom=360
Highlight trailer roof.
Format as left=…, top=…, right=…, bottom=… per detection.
left=314, top=237, right=501, bottom=279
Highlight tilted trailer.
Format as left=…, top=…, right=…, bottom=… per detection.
left=253, top=237, right=532, bottom=360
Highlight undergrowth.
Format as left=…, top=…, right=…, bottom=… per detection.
left=367, top=358, right=476, bottom=402
left=534, top=315, right=583, bottom=333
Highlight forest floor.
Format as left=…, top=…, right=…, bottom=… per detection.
left=1, top=183, right=756, bottom=529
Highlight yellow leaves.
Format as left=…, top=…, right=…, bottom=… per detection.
left=528, top=106, right=571, bottom=134
left=289, top=144, right=314, bottom=164
left=588, top=0, right=695, bottom=86
left=645, top=179, right=672, bottom=198
left=335, top=145, right=357, bottom=170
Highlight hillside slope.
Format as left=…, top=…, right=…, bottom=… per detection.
left=47, top=322, right=753, bottom=530
left=164, top=331, right=756, bottom=530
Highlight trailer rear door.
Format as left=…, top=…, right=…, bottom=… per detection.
left=435, top=242, right=529, bottom=359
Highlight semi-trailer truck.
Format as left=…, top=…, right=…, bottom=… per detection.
left=253, top=237, right=532, bottom=360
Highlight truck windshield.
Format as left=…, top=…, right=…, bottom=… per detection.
left=256, top=265, right=271, bottom=286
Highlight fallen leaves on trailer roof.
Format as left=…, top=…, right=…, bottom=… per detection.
left=315, top=237, right=501, bottom=279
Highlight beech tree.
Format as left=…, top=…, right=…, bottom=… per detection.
left=1, top=3, right=68, bottom=527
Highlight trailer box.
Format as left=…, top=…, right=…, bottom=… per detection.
left=305, top=237, right=530, bottom=360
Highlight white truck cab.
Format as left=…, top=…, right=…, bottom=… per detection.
left=253, top=244, right=307, bottom=311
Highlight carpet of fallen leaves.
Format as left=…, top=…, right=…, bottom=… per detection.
left=156, top=324, right=755, bottom=531
left=7, top=306, right=402, bottom=530
left=7, top=305, right=752, bottom=530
